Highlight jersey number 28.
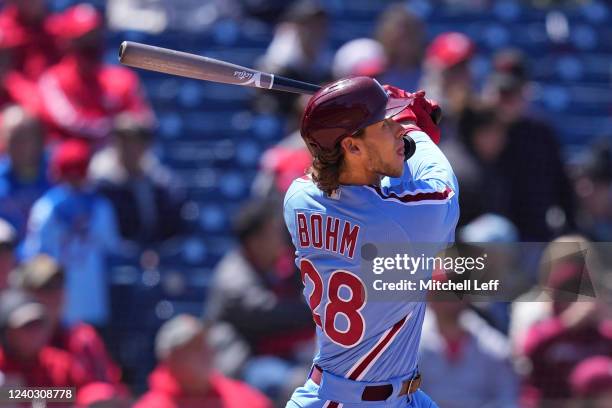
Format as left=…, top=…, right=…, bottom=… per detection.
left=300, top=259, right=366, bottom=347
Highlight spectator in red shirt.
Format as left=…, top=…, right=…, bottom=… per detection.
left=134, top=314, right=273, bottom=408
left=0, top=35, right=41, bottom=116
left=0, top=0, right=60, bottom=80
left=0, top=289, right=90, bottom=389
left=37, top=4, right=154, bottom=143
left=570, top=356, right=612, bottom=408
left=13, top=254, right=122, bottom=384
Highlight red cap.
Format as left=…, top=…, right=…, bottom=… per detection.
left=262, top=146, right=313, bottom=193
left=426, top=32, right=475, bottom=69
left=300, top=76, right=411, bottom=152
left=571, top=356, right=612, bottom=397
left=51, top=139, right=91, bottom=181
left=46, top=4, right=102, bottom=39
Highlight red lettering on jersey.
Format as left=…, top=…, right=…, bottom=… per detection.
left=311, top=214, right=323, bottom=248
left=325, top=217, right=340, bottom=252
left=297, top=212, right=310, bottom=247
left=340, top=222, right=360, bottom=259
left=296, top=213, right=360, bottom=259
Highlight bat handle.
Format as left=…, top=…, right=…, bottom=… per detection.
left=431, top=107, right=442, bottom=125
left=272, top=75, right=321, bottom=95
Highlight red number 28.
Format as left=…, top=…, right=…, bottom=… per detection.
left=300, top=259, right=366, bottom=347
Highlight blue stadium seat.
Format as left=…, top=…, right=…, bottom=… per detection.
left=158, top=112, right=183, bottom=139
left=200, top=204, right=227, bottom=232
left=541, top=85, right=571, bottom=112
left=181, top=236, right=208, bottom=265
left=406, top=0, right=434, bottom=20
left=212, top=20, right=241, bottom=46
left=556, top=56, right=584, bottom=81
left=493, top=0, right=521, bottom=22
left=571, top=24, right=598, bottom=51
left=580, top=1, right=609, bottom=24
left=230, top=112, right=255, bottom=132
left=218, top=171, right=248, bottom=198
left=238, top=19, right=274, bottom=48
left=482, top=24, right=511, bottom=50
left=178, top=81, right=204, bottom=109
left=252, top=114, right=284, bottom=140
left=149, top=78, right=181, bottom=106
left=235, top=141, right=261, bottom=167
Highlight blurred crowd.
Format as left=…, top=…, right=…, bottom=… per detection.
left=0, top=0, right=610, bottom=407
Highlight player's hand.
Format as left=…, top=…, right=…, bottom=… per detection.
left=383, top=85, right=441, bottom=144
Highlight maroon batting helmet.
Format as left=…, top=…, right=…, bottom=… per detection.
left=300, top=76, right=411, bottom=153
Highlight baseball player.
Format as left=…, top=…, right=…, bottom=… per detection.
left=283, top=76, right=459, bottom=407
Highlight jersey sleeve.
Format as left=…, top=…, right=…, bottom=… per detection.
left=403, top=130, right=458, bottom=194
left=374, top=131, right=460, bottom=244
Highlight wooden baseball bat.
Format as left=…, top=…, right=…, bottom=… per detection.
left=118, top=41, right=441, bottom=124
left=118, top=41, right=321, bottom=94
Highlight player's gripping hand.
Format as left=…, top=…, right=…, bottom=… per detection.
left=383, top=85, right=441, bottom=144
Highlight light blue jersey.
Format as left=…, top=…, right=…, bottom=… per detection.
left=284, top=131, right=459, bottom=383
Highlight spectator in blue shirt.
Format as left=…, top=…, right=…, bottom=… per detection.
left=419, top=298, right=519, bottom=408
left=0, top=104, right=50, bottom=240
left=23, top=139, right=120, bottom=328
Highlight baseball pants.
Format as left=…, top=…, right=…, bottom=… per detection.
left=286, top=368, right=439, bottom=408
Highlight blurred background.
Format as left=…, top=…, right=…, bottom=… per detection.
left=0, top=0, right=610, bottom=407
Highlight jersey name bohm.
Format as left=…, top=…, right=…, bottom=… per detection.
left=296, top=212, right=360, bottom=259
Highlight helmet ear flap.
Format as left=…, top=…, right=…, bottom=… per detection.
left=403, top=135, right=416, bottom=160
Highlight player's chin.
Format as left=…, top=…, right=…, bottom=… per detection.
left=383, top=161, right=404, bottom=178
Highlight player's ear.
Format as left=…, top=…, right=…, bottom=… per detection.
left=341, top=137, right=361, bottom=156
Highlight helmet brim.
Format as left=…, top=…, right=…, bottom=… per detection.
left=384, top=97, right=413, bottom=119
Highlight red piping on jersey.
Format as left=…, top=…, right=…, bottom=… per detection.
left=347, top=315, right=409, bottom=380
left=369, top=185, right=453, bottom=203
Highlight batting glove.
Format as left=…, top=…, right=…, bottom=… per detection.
left=383, top=85, right=441, bottom=144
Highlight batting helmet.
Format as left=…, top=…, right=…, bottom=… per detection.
left=300, top=76, right=412, bottom=153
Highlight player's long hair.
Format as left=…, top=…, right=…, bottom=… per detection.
left=309, top=129, right=364, bottom=196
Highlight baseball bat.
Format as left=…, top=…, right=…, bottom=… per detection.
left=118, top=41, right=441, bottom=124
left=119, top=41, right=321, bottom=94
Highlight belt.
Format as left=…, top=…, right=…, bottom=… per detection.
left=309, top=365, right=421, bottom=401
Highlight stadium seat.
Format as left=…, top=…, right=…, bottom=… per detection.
left=235, top=141, right=261, bottom=167
left=493, top=0, right=521, bottom=22
left=252, top=114, right=284, bottom=140
left=200, top=204, right=227, bottom=232
left=158, top=112, right=183, bottom=139
left=571, top=24, right=598, bottom=51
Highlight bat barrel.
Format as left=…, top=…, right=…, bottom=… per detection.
left=119, top=41, right=321, bottom=95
